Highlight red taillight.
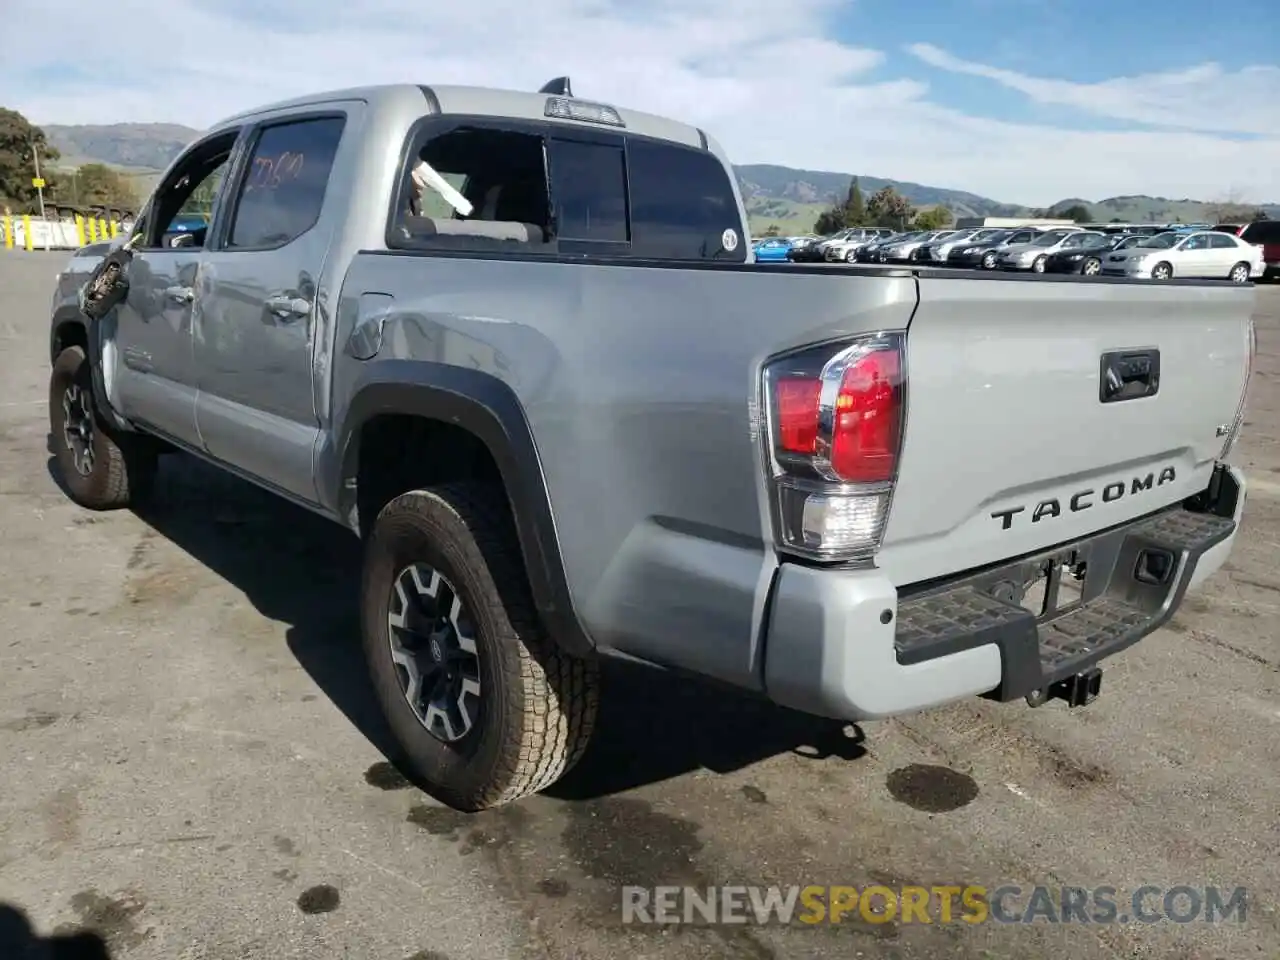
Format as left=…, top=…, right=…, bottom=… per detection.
left=769, top=340, right=904, bottom=482
left=831, top=348, right=901, bottom=483
left=776, top=377, right=822, bottom=454
left=764, top=333, right=905, bottom=561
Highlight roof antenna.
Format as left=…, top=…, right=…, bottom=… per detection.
left=539, top=76, right=573, bottom=97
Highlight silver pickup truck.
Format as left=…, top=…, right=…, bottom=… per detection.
left=46, top=79, right=1256, bottom=812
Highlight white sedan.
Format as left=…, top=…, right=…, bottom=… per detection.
left=1100, top=230, right=1264, bottom=282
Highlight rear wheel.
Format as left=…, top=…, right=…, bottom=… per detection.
left=1151, top=261, right=1173, bottom=280
left=1229, top=262, right=1250, bottom=284
left=361, top=483, right=600, bottom=811
left=1082, top=257, right=1101, bottom=276
left=48, top=345, right=156, bottom=510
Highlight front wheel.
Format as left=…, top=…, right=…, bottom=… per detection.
left=361, top=484, right=600, bottom=812
left=1032, top=255, right=1047, bottom=273
left=1229, top=262, right=1251, bottom=284
left=982, top=252, right=997, bottom=269
left=844, top=249, right=858, bottom=262
left=1151, top=262, right=1173, bottom=280
left=1081, top=257, right=1101, bottom=276
left=48, top=345, right=156, bottom=510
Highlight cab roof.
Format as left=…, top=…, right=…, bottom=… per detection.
left=209, top=82, right=707, bottom=152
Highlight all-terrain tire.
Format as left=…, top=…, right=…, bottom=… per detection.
left=48, top=345, right=157, bottom=510
left=360, top=483, right=600, bottom=811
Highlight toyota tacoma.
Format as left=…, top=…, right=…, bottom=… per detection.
left=46, top=79, right=1256, bottom=811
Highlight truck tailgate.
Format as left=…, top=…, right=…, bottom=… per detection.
left=877, top=276, right=1253, bottom=587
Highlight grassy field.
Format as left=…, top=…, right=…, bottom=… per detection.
left=745, top=199, right=826, bottom=236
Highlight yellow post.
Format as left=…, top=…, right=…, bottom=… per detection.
left=110, top=220, right=119, bottom=238
left=75, top=215, right=86, bottom=247
left=22, top=215, right=34, bottom=251
left=99, top=218, right=108, bottom=239
left=2, top=214, right=12, bottom=250
left=88, top=218, right=98, bottom=242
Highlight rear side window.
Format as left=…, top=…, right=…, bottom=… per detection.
left=1241, top=221, right=1280, bottom=244
left=627, top=139, right=746, bottom=261
left=1208, top=234, right=1238, bottom=249
left=546, top=138, right=628, bottom=243
left=227, top=115, right=346, bottom=249
left=393, top=124, right=552, bottom=251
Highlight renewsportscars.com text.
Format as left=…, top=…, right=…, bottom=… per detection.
left=621, top=884, right=1247, bottom=926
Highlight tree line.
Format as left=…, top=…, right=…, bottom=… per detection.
left=800, top=178, right=1271, bottom=238
left=805, top=178, right=953, bottom=235
left=1, top=107, right=139, bottom=214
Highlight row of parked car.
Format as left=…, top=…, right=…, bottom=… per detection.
left=752, top=220, right=1280, bottom=282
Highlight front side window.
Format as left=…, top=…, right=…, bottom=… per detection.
left=227, top=115, right=346, bottom=249
left=141, top=130, right=240, bottom=249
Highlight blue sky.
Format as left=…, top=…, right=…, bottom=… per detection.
left=851, top=0, right=1276, bottom=136
left=2, top=0, right=1277, bottom=205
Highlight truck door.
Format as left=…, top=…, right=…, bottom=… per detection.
left=112, top=128, right=243, bottom=448
left=192, top=105, right=360, bottom=502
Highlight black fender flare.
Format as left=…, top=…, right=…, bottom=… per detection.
left=336, top=360, right=594, bottom=656
left=50, top=305, right=88, bottom=367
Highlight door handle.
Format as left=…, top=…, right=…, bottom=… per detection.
left=164, top=285, right=194, bottom=304
left=264, top=296, right=311, bottom=321
left=1099, top=349, right=1160, bottom=403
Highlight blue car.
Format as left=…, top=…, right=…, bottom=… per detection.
left=162, top=213, right=210, bottom=247
left=752, top=237, right=793, bottom=262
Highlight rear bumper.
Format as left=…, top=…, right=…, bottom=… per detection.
left=762, top=464, right=1245, bottom=721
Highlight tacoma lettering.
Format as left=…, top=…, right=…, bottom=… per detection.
left=991, top=467, right=1176, bottom=530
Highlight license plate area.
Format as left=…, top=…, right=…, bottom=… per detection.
left=977, top=548, right=1089, bottom=623
left=1018, top=551, right=1087, bottom=621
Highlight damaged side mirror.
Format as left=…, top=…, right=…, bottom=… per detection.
left=80, top=234, right=141, bottom=322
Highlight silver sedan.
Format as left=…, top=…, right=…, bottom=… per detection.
left=1100, top=230, right=1265, bottom=282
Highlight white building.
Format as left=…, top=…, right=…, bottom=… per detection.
left=954, top=216, right=1078, bottom=229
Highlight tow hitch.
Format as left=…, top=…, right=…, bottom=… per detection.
left=1025, top=667, right=1103, bottom=708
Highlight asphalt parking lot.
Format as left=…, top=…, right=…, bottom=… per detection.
left=1, top=251, right=1277, bottom=960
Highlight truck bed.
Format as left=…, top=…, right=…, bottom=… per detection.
left=335, top=250, right=1253, bottom=692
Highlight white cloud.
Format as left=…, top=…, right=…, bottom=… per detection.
left=2, top=0, right=1277, bottom=206
left=908, top=42, right=1280, bottom=137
